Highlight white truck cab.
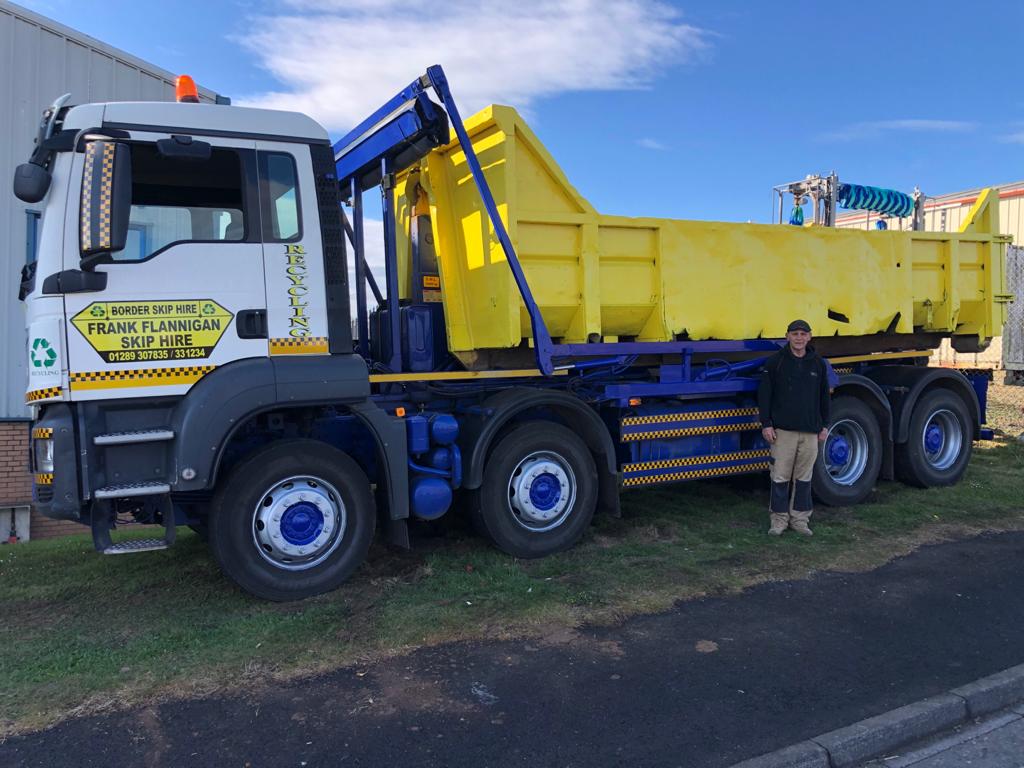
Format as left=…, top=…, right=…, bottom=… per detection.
left=16, top=88, right=410, bottom=601
left=24, top=99, right=337, bottom=406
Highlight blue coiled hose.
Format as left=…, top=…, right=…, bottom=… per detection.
left=837, top=183, right=915, bottom=218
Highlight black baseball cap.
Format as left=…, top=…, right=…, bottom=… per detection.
left=787, top=319, right=811, bottom=333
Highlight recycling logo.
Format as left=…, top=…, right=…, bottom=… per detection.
left=31, top=337, right=57, bottom=368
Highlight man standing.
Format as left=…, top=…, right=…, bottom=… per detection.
left=757, top=319, right=831, bottom=536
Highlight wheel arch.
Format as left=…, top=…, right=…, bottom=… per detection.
left=170, top=356, right=409, bottom=523
left=865, top=366, right=981, bottom=443
left=460, top=388, right=620, bottom=516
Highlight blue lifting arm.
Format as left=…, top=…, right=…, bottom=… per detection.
left=332, top=65, right=557, bottom=375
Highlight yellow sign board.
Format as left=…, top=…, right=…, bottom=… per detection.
left=71, top=299, right=233, bottom=363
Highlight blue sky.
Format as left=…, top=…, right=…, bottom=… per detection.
left=22, top=0, right=1024, bottom=223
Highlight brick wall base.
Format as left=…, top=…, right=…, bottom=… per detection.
left=0, top=419, right=32, bottom=506
left=28, top=509, right=86, bottom=540
left=0, top=421, right=85, bottom=541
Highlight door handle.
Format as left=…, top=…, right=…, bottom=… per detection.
left=236, top=309, right=267, bottom=339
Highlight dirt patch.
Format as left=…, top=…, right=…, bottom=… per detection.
left=354, top=666, right=475, bottom=717
left=1, top=600, right=66, bottom=631
left=630, top=524, right=678, bottom=542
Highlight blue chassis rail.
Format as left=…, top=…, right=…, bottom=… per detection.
left=332, top=65, right=785, bottom=379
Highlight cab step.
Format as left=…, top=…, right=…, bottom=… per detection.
left=102, top=538, right=170, bottom=555
left=91, top=494, right=177, bottom=555
left=93, top=429, right=174, bottom=445
left=95, top=482, right=170, bottom=499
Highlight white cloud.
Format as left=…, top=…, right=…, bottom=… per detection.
left=818, top=119, right=977, bottom=143
left=1000, top=131, right=1024, bottom=144
left=235, top=0, right=711, bottom=131
left=636, top=137, right=667, bottom=150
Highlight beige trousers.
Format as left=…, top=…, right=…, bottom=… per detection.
left=770, top=429, right=818, bottom=484
left=769, top=429, right=818, bottom=515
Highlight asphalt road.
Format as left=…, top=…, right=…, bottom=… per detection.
left=5, top=531, right=1024, bottom=768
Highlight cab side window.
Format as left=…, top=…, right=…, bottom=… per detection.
left=258, top=152, right=301, bottom=243
left=112, top=143, right=246, bottom=261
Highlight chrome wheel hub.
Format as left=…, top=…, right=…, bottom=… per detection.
left=823, top=418, right=869, bottom=486
left=507, top=451, right=576, bottom=532
left=253, top=475, right=346, bottom=571
left=922, top=409, right=962, bottom=470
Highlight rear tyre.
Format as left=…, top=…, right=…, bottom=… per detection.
left=895, top=389, right=973, bottom=488
left=472, top=422, right=597, bottom=558
left=813, top=396, right=883, bottom=507
left=208, top=440, right=375, bottom=601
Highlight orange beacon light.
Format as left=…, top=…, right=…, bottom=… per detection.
left=175, top=75, right=200, bottom=103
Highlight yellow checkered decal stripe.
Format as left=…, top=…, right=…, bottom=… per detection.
left=621, top=407, right=759, bottom=427
left=80, top=142, right=116, bottom=252
left=623, top=461, right=771, bottom=487
left=35, top=473, right=53, bottom=485
left=32, top=427, right=53, bottom=439
left=80, top=143, right=96, bottom=251
left=98, top=142, right=114, bottom=247
left=26, top=387, right=62, bottom=403
left=623, top=448, right=771, bottom=474
left=70, top=365, right=216, bottom=390
left=622, top=421, right=762, bottom=442
left=269, top=337, right=329, bottom=355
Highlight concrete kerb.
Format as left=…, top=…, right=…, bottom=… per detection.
left=813, top=694, right=965, bottom=768
left=728, top=663, right=1024, bottom=768
left=950, top=662, right=1024, bottom=718
left=729, top=741, right=829, bottom=768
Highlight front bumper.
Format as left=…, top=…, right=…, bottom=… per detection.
left=31, top=403, right=82, bottom=520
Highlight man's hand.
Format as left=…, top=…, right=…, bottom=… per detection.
left=818, top=428, right=829, bottom=442
left=762, top=427, right=777, bottom=444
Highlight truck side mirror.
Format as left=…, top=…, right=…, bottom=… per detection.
left=79, top=140, right=131, bottom=268
left=13, top=162, right=51, bottom=203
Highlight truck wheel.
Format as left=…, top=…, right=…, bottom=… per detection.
left=473, top=422, right=597, bottom=558
left=208, top=440, right=375, bottom=601
left=895, top=389, right=973, bottom=488
left=813, top=396, right=882, bottom=507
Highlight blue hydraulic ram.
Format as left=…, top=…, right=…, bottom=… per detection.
left=333, top=65, right=558, bottom=375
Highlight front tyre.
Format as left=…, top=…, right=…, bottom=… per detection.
left=209, top=440, right=375, bottom=601
left=813, top=396, right=883, bottom=507
left=473, top=422, right=597, bottom=558
left=895, top=389, right=973, bottom=488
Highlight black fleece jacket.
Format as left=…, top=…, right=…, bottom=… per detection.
left=757, top=345, right=831, bottom=433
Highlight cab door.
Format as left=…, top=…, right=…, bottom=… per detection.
left=255, top=141, right=330, bottom=358
left=62, top=133, right=267, bottom=401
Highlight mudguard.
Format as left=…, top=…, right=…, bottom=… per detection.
left=170, top=355, right=408, bottom=520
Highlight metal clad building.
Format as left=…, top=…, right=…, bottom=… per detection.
left=0, top=0, right=217, bottom=420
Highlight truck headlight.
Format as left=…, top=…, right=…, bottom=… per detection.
left=34, top=438, right=54, bottom=473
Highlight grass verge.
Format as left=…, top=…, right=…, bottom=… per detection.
left=3, top=393, right=1024, bottom=736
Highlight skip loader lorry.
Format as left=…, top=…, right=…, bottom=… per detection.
left=15, top=67, right=1009, bottom=600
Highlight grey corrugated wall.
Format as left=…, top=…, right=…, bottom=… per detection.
left=0, top=0, right=218, bottom=418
